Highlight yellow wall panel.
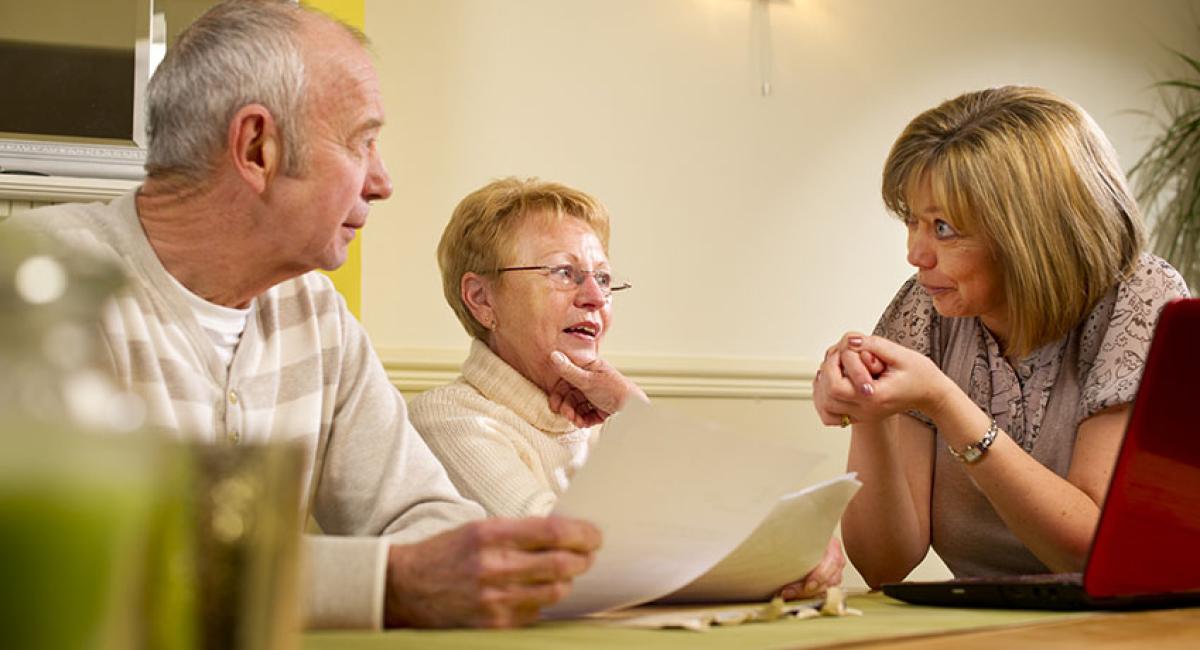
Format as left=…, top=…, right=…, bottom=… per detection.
left=303, top=0, right=364, bottom=317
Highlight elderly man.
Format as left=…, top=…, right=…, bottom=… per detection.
left=7, top=0, right=598, bottom=630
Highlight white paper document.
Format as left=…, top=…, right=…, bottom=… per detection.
left=660, top=473, right=861, bottom=603
left=544, top=399, right=856, bottom=618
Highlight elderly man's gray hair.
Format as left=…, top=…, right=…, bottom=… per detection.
left=144, top=1, right=312, bottom=181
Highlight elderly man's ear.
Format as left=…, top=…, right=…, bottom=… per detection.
left=228, top=104, right=281, bottom=193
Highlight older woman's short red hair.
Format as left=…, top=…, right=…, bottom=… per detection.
left=436, top=177, right=611, bottom=340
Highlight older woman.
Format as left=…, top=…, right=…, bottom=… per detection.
left=411, top=177, right=644, bottom=519
left=818, top=86, right=1190, bottom=587
left=413, top=177, right=845, bottom=599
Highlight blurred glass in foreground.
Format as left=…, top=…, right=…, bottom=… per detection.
left=188, top=441, right=304, bottom=650
left=0, top=228, right=152, bottom=649
left=0, top=229, right=303, bottom=649
left=144, top=440, right=305, bottom=650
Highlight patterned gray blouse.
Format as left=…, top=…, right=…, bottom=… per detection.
left=873, top=253, right=1189, bottom=576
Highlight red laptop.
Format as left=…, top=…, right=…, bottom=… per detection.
left=883, top=298, right=1200, bottom=610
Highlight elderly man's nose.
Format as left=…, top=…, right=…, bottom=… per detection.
left=365, top=152, right=393, bottom=202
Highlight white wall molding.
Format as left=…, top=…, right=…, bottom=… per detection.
left=378, top=346, right=817, bottom=399
left=0, top=174, right=138, bottom=203
left=0, top=138, right=146, bottom=181
left=2, top=177, right=819, bottom=400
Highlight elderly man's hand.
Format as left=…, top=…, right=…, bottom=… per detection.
left=547, top=351, right=647, bottom=427
left=383, top=516, right=601, bottom=628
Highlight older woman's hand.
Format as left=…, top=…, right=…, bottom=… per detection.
left=547, top=351, right=647, bottom=428
left=776, top=536, right=846, bottom=600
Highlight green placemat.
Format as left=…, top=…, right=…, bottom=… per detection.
left=303, top=592, right=1097, bottom=649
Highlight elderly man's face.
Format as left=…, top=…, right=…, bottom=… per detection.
left=281, top=19, right=392, bottom=273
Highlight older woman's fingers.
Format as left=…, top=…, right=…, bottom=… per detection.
left=778, top=539, right=846, bottom=600
left=549, top=375, right=579, bottom=401
left=777, top=580, right=805, bottom=600
left=550, top=379, right=597, bottom=424
left=561, top=387, right=587, bottom=412
left=778, top=577, right=822, bottom=600
left=549, top=385, right=589, bottom=426
left=573, top=394, right=612, bottom=427
left=815, top=537, right=847, bottom=584
left=548, top=384, right=566, bottom=413
left=550, top=384, right=610, bottom=427
left=555, top=397, right=580, bottom=424
left=807, top=552, right=842, bottom=587
left=550, top=351, right=593, bottom=390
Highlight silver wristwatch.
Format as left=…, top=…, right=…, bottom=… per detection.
left=948, top=417, right=998, bottom=464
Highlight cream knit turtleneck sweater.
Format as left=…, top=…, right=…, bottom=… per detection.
left=410, top=340, right=599, bottom=517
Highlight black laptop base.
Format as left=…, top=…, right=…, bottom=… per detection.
left=883, top=577, right=1200, bottom=611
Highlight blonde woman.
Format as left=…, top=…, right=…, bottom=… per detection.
left=816, top=86, right=1189, bottom=586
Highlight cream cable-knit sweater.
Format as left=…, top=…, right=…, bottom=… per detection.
left=8, top=192, right=485, bottom=630
left=410, top=340, right=598, bottom=517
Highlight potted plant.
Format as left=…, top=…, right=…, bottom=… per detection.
left=1131, top=49, right=1200, bottom=293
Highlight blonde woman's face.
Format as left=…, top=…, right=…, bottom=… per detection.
left=486, top=215, right=614, bottom=394
left=904, top=177, right=1009, bottom=340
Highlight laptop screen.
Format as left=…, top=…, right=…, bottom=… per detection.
left=1085, top=299, right=1200, bottom=598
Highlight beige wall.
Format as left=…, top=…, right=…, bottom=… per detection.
left=365, top=0, right=1198, bottom=586
left=363, top=0, right=1198, bottom=359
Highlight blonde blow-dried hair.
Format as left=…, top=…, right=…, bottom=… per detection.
left=882, top=86, right=1145, bottom=358
left=437, top=177, right=612, bottom=340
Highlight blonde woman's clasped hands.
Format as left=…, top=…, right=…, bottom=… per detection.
left=813, top=332, right=958, bottom=428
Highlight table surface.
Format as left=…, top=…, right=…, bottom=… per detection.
left=302, top=591, right=1200, bottom=649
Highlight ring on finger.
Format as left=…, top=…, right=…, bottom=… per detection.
left=840, top=414, right=851, bottom=428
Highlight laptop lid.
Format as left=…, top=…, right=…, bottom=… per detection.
left=1084, top=298, right=1200, bottom=599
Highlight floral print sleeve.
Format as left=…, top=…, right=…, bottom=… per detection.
left=874, top=276, right=939, bottom=428
left=1078, top=254, right=1190, bottom=422
left=873, top=275, right=935, bottom=357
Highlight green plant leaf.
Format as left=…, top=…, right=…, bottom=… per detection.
left=1131, top=40, right=1200, bottom=292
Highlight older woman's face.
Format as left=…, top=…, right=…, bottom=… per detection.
left=904, top=176, right=1008, bottom=339
left=487, top=214, right=614, bottom=394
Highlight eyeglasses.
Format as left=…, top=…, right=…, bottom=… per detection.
left=496, top=264, right=632, bottom=296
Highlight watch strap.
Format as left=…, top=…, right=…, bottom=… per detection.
left=949, top=417, right=998, bottom=464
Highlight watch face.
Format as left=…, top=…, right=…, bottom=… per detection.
left=963, top=447, right=982, bottom=463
